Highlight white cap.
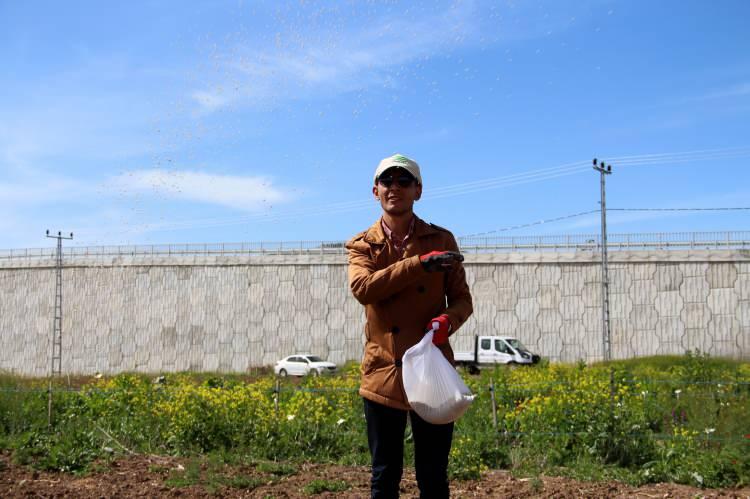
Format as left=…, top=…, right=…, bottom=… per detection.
left=373, top=154, right=422, bottom=185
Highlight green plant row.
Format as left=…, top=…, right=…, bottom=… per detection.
left=0, top=351, right=748, bottom=488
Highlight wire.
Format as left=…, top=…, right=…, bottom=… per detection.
left=613, top=151, right=750, bottom=168
left=98, top=159, right=594, bottom=235
left=125, top=148, right=749, bottom=233
left=87, top=146, right=750, bottom=237
left=424, top=159, right=590, bottom=196
left=607, top=145, right=750, bottom=163
left=461, top=210, right=601, bottom=238
left=424, top=164, right=591, bottom=202
left=611, top=207, right=750, bottom=212
left=460, top=207, right=750, bottom=237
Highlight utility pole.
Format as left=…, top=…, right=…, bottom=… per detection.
left=593, top=159, right=612, bottom=362
left=46, top=230, right=72, bottom=425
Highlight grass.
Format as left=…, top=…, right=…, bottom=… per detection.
left=255, top=461, right=298, bottom=476
left=609, top=353, right=748, bottom=375
left=529, top=475, right=543, bottom=493
left=223, top=474, right=265, bottom=490
left=164, top=456, right=268, bottom=493
left=164, top=459, right=202, bottom=487
left=302, top=478, right=350, bottom=495
left=0, top=352, right=748, bottom=488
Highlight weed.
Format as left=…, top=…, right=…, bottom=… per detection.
left=302, top=478, right=350, bottom=495
left=1, top=353, right=748, bottom=487
left=147, top=464, right=170, bottom=474
left=529, top=475, right=543, bottom=493
left=165, top=459, right=202, bottom=487
left=256, top=461, right=297, bottom=476
left=13, top=423, right=102, bottom=473
left=223, top=474, right=264, bottom=489
left=86, top=461, right=110, bottom=475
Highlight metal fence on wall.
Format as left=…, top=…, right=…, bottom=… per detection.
left=1, top=231, right=749, bottom=261
left=458, top=231, right=750, bottom=253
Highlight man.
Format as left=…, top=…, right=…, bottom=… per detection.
left=345, top=153, right=473, bottom=498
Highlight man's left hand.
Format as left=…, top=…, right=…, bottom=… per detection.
left=426, top=314, right=451, bottom=345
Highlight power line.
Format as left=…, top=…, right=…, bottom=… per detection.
left=423, top=164, right=591, bottom=202
left=460, top=207, right=750, bottom=237
left=611, top=207, right=750, bottom=212
left=88, top=159, right=595, bottom=235
left=612, top=152, right=750, bottom=169
left=424, top=160, right=590, bottom=197
left=81, top=146, right=750, bottom=238
left=607, top=145, right=750, bottom=163
left=124, top=149, right=750, bottom=233
left=460, top=210, right=600, bottom=238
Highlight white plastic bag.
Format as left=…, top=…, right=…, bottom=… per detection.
left=401, top=331, right=475, bottom=425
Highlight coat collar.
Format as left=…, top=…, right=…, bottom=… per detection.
left=363, top=215, right=439, bottom=244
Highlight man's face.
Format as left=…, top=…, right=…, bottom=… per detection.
left=372, top=167, right=422, bottom=216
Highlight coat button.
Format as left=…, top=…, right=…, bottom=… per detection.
left=395, top=359, right=402, bottom=367
left=417, top=285, right=426, bottom=293
left=392, top=326, right=400, bottom=334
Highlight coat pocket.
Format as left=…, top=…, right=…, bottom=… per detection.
left=363, top=343, right=392, bottom=375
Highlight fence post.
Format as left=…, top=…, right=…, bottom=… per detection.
left=47, top=381, right=53, bottom=427
left=489, top=377, right=498, bottom=431
left=274, top=379, right=280, bottom=417
left=609, top=367, right=616, bottom=456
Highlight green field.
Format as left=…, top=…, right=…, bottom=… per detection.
left=1, top=351, right=748, bottom=488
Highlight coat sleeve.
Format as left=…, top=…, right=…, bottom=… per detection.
left=345, top=238, right=425, bottom=305
left=443, top=234, right=473, bottom=333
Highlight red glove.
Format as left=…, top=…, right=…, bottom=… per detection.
left=420, top=251, right=463, bottom=272
left=427, top=314, right=451, bottom=345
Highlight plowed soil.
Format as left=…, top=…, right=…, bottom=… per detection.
left=2, top=453, right=749, bottom=498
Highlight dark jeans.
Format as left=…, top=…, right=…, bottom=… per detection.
left=363, top=397, right=454, bottom=499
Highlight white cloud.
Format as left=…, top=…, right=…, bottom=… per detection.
left=110, top=169, right=290, bottom=212
left=689, top=82, right=750, bottom=102
left=0, top=172, right=89, bottom=205
left=704, top=82, right=750, bottom=100
left=190, top=4, right=478, bottom=111
left=187, top=1, right=603, bottom=113
left=190, top=90, right=233, bottom=113
left=0, top=97, right=157, bottom=169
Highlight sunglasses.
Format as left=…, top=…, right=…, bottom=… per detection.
left=378, top=174, right=416, bottom=188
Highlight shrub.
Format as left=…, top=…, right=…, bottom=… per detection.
left=0, top=352, right=747, bottom=486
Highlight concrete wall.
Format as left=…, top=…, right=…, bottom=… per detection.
left=1, top=250, right=748, bottom=375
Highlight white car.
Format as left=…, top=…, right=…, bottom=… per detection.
left=274, top=354, right=337, bottom=377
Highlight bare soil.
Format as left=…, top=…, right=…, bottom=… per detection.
left=1, top=453, right=749, bottom=498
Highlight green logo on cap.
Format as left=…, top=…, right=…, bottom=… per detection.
left=393, top=155, right=410, bottom=164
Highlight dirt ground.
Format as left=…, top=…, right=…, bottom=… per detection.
left=2, top=453, right=749, bottom=498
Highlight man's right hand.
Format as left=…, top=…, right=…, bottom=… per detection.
left=420, top=251, right=464, bottom=272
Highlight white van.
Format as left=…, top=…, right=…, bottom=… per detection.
left=454, top=335, right=540, bottom=373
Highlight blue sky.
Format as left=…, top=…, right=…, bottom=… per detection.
left=1, top=0, right=749, bottom=249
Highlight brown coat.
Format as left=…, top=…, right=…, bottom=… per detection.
left=345, top=216, right=473, bottom=410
